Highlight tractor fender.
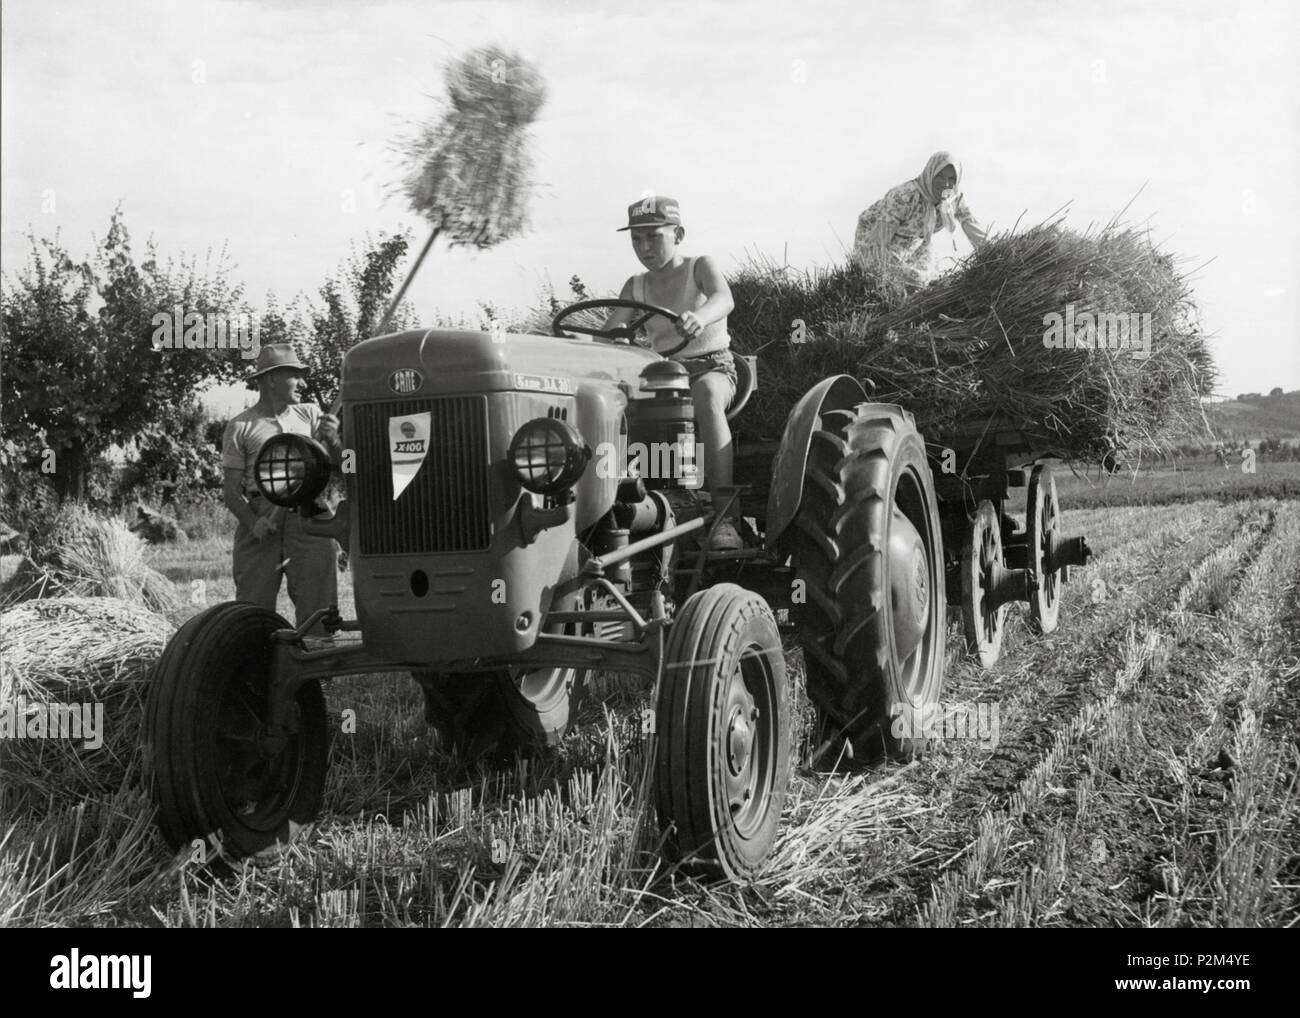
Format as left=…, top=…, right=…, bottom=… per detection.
left=764, top=374, right=870, bottom=552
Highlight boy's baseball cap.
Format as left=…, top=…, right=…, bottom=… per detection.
left=617, top=196, right=682, bottom=231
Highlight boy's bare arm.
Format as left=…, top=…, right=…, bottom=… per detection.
left=676, top=255, right=734, bottom=337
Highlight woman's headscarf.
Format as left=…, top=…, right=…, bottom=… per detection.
left=916, top=150, right=962, bottom=235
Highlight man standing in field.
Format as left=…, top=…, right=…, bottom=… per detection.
left=221, top=344, right=341, bottom=633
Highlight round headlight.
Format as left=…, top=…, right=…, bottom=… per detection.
left=254, top=434, right=333, bottom=507
left=508, top=418, right=589, bottom=494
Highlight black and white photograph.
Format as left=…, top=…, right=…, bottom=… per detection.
left=1, top=0, right=1297, bottom=953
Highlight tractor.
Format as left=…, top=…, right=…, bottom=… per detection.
left=145, top=297, right=1087, bottom=880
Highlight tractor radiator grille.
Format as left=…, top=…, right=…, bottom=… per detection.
left=353, top=397, right=492, bottom=555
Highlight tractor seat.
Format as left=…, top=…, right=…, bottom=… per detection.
left=643, top=353, right=756, bottom=421
left=727, top=354, right=757, bottom=421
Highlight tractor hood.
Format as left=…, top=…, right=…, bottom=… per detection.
left=342, top=328, right=660, bottom=401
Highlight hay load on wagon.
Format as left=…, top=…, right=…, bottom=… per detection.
left=728, top=216, right=1215, bottom=462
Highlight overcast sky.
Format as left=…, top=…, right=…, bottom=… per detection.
left=3, top=0, right=1297, bottom=403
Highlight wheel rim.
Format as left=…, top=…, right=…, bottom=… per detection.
left=503, top=619, right=588, bottom=745
left=1039, top=475, right=1060, bottom=609
left=721, top=642, right=778, bottom=840
left=892, top=462, right=944, bottom=701
left=513, top=667, right=576, bottom=715
left=1029, top=466, right=1062, bottom=631
left=962, top=502, right=1006, bottom=664
left=978, top=517, right=1006, bottom=646
left=214, top=662, right=313, bottom=834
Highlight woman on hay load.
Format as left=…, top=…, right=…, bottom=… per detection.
left=852, top=151, right=988, bottom=287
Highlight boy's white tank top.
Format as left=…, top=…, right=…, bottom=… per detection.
left=632, top=257, right=729, bottom=358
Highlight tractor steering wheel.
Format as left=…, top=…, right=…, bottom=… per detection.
left=551, top=299, right=692, bottom=358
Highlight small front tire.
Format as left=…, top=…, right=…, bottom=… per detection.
left=146, top=602, right=328, bottom=861
left=655, top=584, right=789, bottom=880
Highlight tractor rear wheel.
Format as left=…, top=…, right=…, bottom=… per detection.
left=412, top=642, right=588, bottom=761
left=654, top=584, right=788, bottom=880
left=145, top=602, right=328, bottom=861
left=787, top=404, right=946, bottom=764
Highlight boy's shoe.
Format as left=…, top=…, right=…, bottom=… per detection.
left=705, top=517, right=744, bottom=551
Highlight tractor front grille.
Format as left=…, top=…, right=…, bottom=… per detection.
left=353, top=396, right=492, bottom=555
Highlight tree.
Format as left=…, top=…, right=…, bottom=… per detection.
left=1, top=210, right=248, bottom=501
left=300, top=233, right=412, bottom=409
left=1269, top=386, right=1284, bottom=398
left=122, top=398, right=224, bottom=503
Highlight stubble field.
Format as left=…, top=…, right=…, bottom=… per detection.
left=3, top=468, right=1298, bottom=928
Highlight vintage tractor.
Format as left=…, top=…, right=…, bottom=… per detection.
left=144, top=299, right=957, bottom=880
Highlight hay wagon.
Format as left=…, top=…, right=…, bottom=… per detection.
left=732, top=401, right=1096, bottom=677
left=927, top=418, right=1093, bottom=668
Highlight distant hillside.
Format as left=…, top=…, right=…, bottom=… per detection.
left=1205, top=389, right=1300, bottom=441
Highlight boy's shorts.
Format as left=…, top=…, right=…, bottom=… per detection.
left=677, top=349, right=738, bottom=406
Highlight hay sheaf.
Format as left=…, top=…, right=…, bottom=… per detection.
left=0, top=596, right=173, bottom=813
left=1, top=506, right=176, bottom=612
left=729, top=218, right=1215, bottom=460
left=394, top=45, right=546, bottom=249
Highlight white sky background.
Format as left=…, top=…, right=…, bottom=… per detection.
left=3, top=0, right=1297, bottom=409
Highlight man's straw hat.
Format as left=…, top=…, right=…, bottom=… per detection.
left=246, top=344, right=308, bottom=381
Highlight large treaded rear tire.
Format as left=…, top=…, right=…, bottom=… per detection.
left=412, top=656, right=587, bottom=761
left=787, top=403, right=946, bottom=763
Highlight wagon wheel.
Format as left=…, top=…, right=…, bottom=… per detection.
left=1027, top=463, right=1062, bottom=635
left=961, top=501, right=1007, bottom=668
left=145, top=603, right=328, bottom=862
left=655, top=584, right=788, bottom=880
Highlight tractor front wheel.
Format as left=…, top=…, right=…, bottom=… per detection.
left=655, top=584, right=788, bottom=880
left=145, top=602, right=328, bottom=861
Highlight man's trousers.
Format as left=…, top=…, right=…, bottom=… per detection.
left=232, top=497, right=338, bottom=632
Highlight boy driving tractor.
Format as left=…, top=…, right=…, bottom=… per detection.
left=599, top=196, right=743, bottom=550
